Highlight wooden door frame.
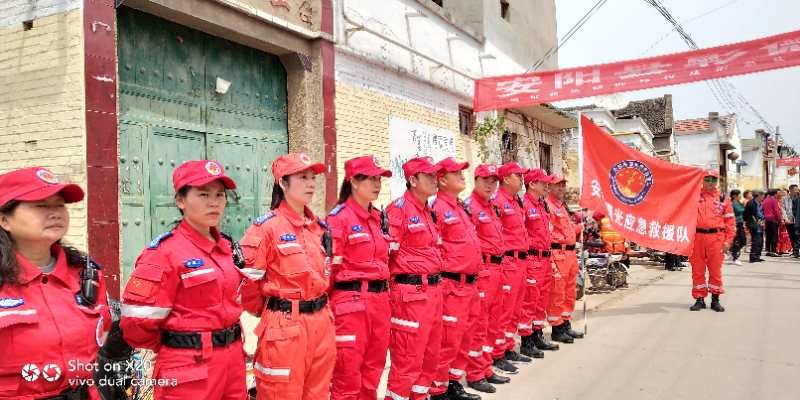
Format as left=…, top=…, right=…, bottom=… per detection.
left=84, top=0, right=336, bottom=298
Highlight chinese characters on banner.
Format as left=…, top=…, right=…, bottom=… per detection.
left=474, top=29, right=800, bottom=111
left=388, top=116, right=456, bottom=198
left=579, top=116, right=705, bottom=256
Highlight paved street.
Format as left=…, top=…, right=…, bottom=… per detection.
left=455, top=257, right=800, bottom=400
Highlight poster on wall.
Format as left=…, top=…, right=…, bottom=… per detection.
left=389, top=116, right=456, bottom=198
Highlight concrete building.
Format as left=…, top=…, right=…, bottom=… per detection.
left=674, top=113, right=742, bottom=190
left=2, top=0, right=335, bottom=292
left=333, top=0, right=575, bottom=205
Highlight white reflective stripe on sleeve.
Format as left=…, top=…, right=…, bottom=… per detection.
left=389, top=242, right=400, bottom=251
left=518, top=323, right=531, bottom=330
left=121, top=304, right=171, bottom=319
left=335, top=335, right=356, bottom=343
left=386, top=390, right=409, bottom=400
left=408, top=223, right=426, bottom=230
left=478, top=292, right=485, bottom=298
left=724, top=213, right=735, bottom=217
left=561, top=312, right=571, bottom=317
left=504, top=331, right=514, bottom=338
left=240, top=268, right=265, bottom=280
left=495, top=338, right=505, bottom=345
left=468, top=350, right=482, bottom=358
left=694, top=284, right=707, bottom=289
left=180, top=268, right=214, bottom=280
left=442, top=315, right=458, bottom=323
left=254, top=362, right=290, bottom=377
left=433, top=381, right=448, bottom=388
left=533, top=320, right=545, bottom=326
left=502, top=285, right=512, bottom=292
left=332, top=256, right=344, bottom=265
left=391, top=317, right=420, bottom=329
left=411, top=385, right=429, bottom=394
left=482, top=345, right=493, bottom=353
left=449, top=368, right=465, bottom=377
left=526, top=278, right=537, bottom=284
left=548, top=316, right=560, bottom=321
left=0, top=309, right=36, bottom=319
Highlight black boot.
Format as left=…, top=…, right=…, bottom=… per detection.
left=532, top=329, right=559, bottom=351
left=710, top=294, right=725, bottom=312
left=520, top=335, right=545, bottom=359
left=492, top=357, right=518, bottom=374
left=468, top=379, right=497, bottom=393
left=504, top=349, right=532, bottom=364
left=689, top=297, right=706, bottom=311
left=429, top=394, right=449, bottom=400
left=486, top=374, right=510, bottom=384
left=550, top=324, right=574, bottom=343
left=445, top=380, right=481, bottom=400
left=564, top=320, right=585, bottom=339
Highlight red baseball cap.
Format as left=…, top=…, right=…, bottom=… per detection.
left=173, top=160, right=236, bottom=191
left=436, top=157, right=469, bottom=176
left=0, top=167, right=84, bottom=206
left=474, top=164, right=500, bottom=178
left=704, top=169, right=720, bottom=178
left=498, top=161, right=528, bottom=179
left=524, top=168, right=555, bottom=185
left=272, top=152, right=326, bottom=182
left=402, top=156, right=442, bottom=180
left=344, top=156, right=392, bottom=179
left=548, top=173, right=567, bottom=184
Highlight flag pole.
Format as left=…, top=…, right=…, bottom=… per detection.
left=576, top=112, right=588, bottom=337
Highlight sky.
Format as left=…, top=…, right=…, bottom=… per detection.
left=552, top=0, right=800, bottom=147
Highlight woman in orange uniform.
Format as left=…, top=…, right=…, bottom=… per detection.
left=328, top=155, right=392, bottom=400
left=0, top=167, right=111, bottom=400
left=120, top=160, right=247, bottom=400
left=240, top=153, right=335, bottom=400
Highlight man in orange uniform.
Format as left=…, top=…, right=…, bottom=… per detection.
left=491, top=161, right=533, bottom=369
left=384, top=157, right=444, bottom=400
left=689, top=171, right=736, bottom=312
left=545, top=174, right=584, bottom=343
left=429, top=157, right=482, bottom=400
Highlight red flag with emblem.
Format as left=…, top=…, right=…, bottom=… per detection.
left=579, top=115, right=705, bottom=256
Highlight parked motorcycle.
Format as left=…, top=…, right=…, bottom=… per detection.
left=577, top=239, right=629, bottom=299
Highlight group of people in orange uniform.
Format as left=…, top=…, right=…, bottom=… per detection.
left=0, top=153, right=733, bottom=400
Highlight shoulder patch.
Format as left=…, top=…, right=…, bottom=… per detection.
left=329, top=203, right=345, bottom=216
left=148, top=231, right=173, bottom=249
left=0, top=298, right=24, bottom=309
left=394, top=197, right=405, bottom=208
left=253, top=212, right=276, bottom=226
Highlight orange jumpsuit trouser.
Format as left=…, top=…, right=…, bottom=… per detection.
left=689, top=232, right=725, bottom=298
left=516, top=255, right=551, bottom=336
left=253, top=306, right=335, bottom=400
left=547, top=250, right=578, bottom=327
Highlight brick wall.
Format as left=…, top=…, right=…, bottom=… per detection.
left=0, top=8, right=87, bottom=248
left=335, top=53, right=481, bottom=208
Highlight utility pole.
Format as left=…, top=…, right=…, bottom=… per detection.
left=771, top=126, right=781, bottom=189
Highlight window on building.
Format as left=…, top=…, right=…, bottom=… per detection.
left=500, top=0, right=510, bottom=21
left=539, top=143, right=552, bottom=173
left=458, top=105, right=475, bottom=136
left=432, top=0, right=443, bottom=7
left=501, top=129, right=518, bottom=163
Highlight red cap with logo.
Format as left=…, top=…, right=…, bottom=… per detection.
left=402, top=156, right=443, bottom=180
left=548, top=173, right=567, bottom=184
left=498, top=161, right=528, bottom=179
left=704, top=169, right=720, bottom=178
left=436, top=157, right=469, bottom=176
left=344, top=155, right=392, bottom=179
left=524, top=168, right=555, bottom=185
left=173, top=160, right=237, bottom=192
left=0, top=167, right=84, bottom=206
left=474, top=164, right=500, bottom=178
left=272, top=152, right=326, bottom=182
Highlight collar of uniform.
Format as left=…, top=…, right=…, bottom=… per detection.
left=16, top=245, right=70, bottom=285
left=177, top=220, right=231, bottom=255
left=278, top=201, right=317, bottom=228
left=546, top=194, right=561, bottom=206
left=403, top=189, right=428, bottom=212
left=436, top=190, right=459, bottom=208
left=524, top=192, right=543, bottom=206
left=496, top=187, right=516, bottom=204
left=345, top=196, right=378, bottom=222
left=471, top=191, right=491, bottom=208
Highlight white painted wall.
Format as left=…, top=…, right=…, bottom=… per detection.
left=675, top=132, right=718, bottom=168
left=0, top=0, right=81, bottom=28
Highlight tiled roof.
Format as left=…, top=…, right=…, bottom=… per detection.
left=674, top=114, right=736, bottom=136
left=611, top=95, right=673, bottom=137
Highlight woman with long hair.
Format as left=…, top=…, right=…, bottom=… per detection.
left=120, top=160, right=247, bottom=399
left=327, top=156, right=392, bottom=400
left=0, top=167, right=111, bottom=400
left=239, top=153, right=335, bottom=400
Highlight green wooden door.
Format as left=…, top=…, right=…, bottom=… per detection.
left=117, top=7, right=288, bottom=284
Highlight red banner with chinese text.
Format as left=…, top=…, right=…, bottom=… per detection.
left=474, top=29, right=800, bottom=111
left=777, top=158, right=800, bottom=167
left=579, top=116, right=705, bottom=256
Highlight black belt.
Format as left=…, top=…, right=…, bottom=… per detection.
left=504, top=250, right=528, bottom=260
left=267, top=294, right=328, bottom=314
left=482, top=254, right=504, bottom=264
left=440, top=271, right=478, bottom=284
left=697, top=228, right=720, bottom=234
left=162, top=324, right=242, bottom=349
left=394, top=273, right=441, bottom=285
left=46, top=386, right=88, bottom=400
left=528, top=249, right=552, bottom=257
left=333, top=280, right=389, bottom=293
left=551, top=243, right=576, bottom=251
